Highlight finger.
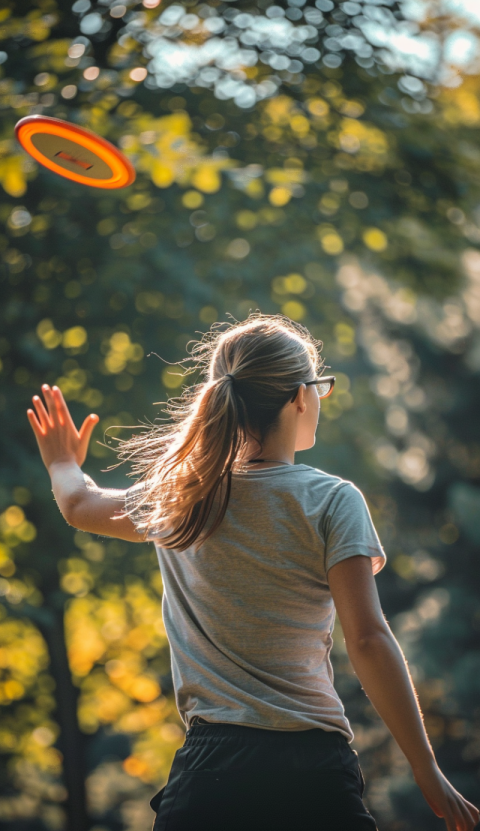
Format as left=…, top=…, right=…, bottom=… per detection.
left=41, top=384, right=61, bottom=427
left=464, top=802, right=480, bottom=830
left=78, top=416, right=100, bottom=456
left=460, top=797, right=480, bottom=831
left=445, top=815, right=457, bottom=831
left=78, top=414, right=99, bottom=443
left=32, top=394, right=52, bottom=431
left=441, top=806, right=458, bottom=831
left=453, top=802, right=470, bottom=831
left=469, top=808, right=480, bottom=828
left=51, top=385, right=77, bottom=432
left=461, top=804, right=478, bottom=831
left=464, top=799, right=480, bottom=822
left=50, top=385, right=65, bottom=427
left=27, top=407, right=45, bottom=439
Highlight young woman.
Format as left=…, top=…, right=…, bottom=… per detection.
left=28, top=314, right=479, bottom=831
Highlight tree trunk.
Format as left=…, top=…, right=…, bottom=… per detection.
left=39, top=605, right=90, bottom=831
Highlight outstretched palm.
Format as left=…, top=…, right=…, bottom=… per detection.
left=27, top=384, right=99, bottom=471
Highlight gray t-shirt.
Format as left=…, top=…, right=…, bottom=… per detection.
left=125, top=464, right=386, bottom=742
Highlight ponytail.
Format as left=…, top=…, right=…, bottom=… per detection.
left=115, top=312, right=323, bottom=550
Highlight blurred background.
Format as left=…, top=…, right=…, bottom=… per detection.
left=1, top=0, right=480, bottom=828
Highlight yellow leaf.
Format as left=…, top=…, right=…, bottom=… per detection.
left=2, top=506, right=24, bottom=528
left=130, top=676, right=160, bottom=703
left=283, top=274, right=307, bottom=294
left=191, top=164, right=221, bottom=194
left=269, top=187, right=291, bottom=207
left=244, top=178, right=264, bottom=199
left=290, top=114, right=310, bottom=135
left=0, top=157, right=27, bottom=197
left=27, top=18, right=50, bottom=41
left=265, top=167, right=305, bottom=186
left=160, top=112, right=192, bottom=136
left=151, top=162, right=175, bottom=189
left=62, top=326, right=88, bottom=349
left=262, top=95, right=295, bottom=125
left=123, top=756, right=150, bottom=778
left=281, top=300, right=306, bottom=321
left=182, top=190, right=204, bottom=208
left=363, top=227, right=388, bottom=252
left=319, top=231, right=344, bottom=255
left=235, top=210, right=257, bottom=230
left=306, top=98, right=330, bottom=118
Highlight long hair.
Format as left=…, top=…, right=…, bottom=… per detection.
left=116, top=312, right=324, bottom=550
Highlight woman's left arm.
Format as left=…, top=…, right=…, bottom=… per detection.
left=27, top=384, right=147, bottom=543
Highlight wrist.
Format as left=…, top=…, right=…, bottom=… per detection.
left=48, top=460, right=87, bottom=523
left=411, top=753, right=438, bottom=776
left=48, top=458, right=80, bottom=475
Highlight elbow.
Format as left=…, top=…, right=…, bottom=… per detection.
left=62, top=500, right=78, bottom=529
left=347, top=626, right=392, bottom=654
left=61, top=492, right=84, bottom=529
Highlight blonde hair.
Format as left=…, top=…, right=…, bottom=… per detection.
left=116, top=312, right=324, bottom=550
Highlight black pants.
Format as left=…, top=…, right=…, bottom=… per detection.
left=151, top=720, right=379, bottom=830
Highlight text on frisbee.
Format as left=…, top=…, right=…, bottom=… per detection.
left=15, top=115, right=136, bottom=189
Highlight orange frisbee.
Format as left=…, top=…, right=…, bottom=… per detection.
left=15, top=115, right=136, bottom=189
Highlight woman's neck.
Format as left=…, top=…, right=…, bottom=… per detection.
left=240, top=435, right=295, bottom=468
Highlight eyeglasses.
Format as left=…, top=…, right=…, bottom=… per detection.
left=290, top=375, right=336, bottom=403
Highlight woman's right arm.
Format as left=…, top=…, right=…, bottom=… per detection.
left=27, top=384, right=147, bottom=543
left=329, top=555, right=479, bottom=831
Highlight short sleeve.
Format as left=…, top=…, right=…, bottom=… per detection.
left=124, top=482, right=159, bottom=542
left=323, top=482, right=386, bottom=577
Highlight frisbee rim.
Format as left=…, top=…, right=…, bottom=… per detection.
left=15, top=115, right=136, bottom=189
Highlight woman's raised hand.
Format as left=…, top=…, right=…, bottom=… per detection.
left=413, top=761, right=479, bottom=831
left=27, top=384, right=99, bottom=471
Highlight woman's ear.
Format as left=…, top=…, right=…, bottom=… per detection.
left=295, top=384, right=307, bottom=414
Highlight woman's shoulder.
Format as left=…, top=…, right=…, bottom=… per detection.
left=291, top=468, right=374, bottom=526
left=287, top=465, right=361, bottom=504
left=294, top=464, right=354, bottom=489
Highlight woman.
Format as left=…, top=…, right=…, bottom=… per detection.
left=28, top=313, right=479, bottom=831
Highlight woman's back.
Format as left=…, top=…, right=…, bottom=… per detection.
left=144, top=465, right=386, bottom=737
